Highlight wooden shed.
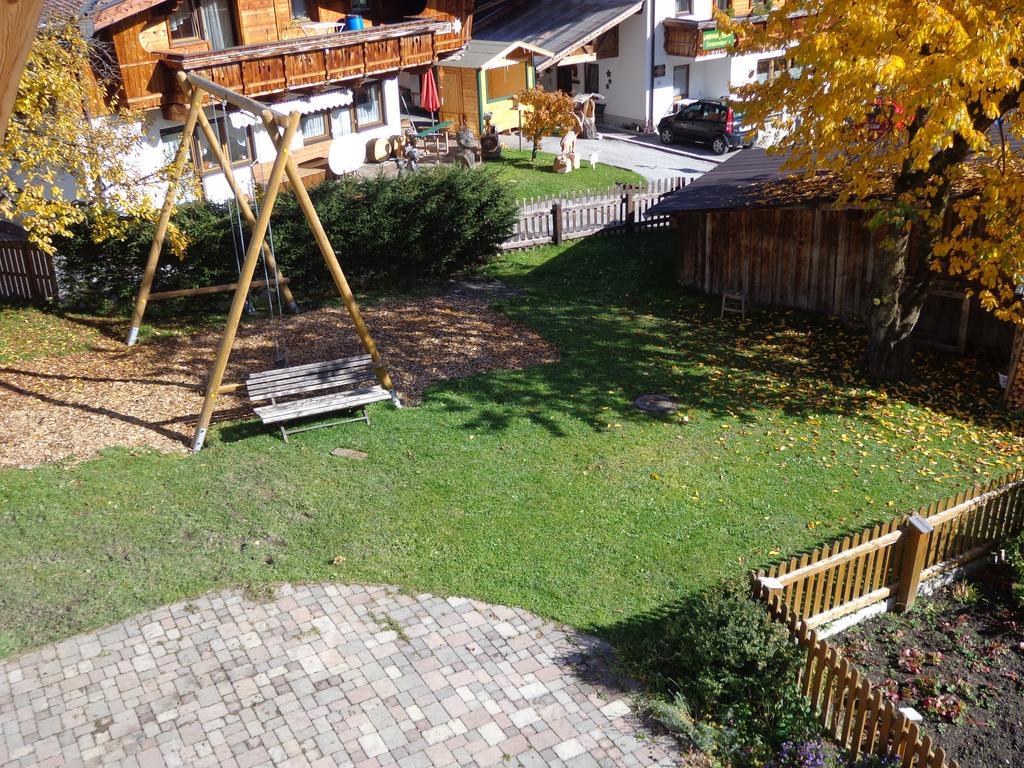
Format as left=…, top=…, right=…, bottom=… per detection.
left=437, top=39, right=550, bottom=134
left=647, top=149, right=1023, bottom=408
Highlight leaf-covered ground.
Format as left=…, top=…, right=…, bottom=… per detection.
left=0, top=231, right=1020, bottom=660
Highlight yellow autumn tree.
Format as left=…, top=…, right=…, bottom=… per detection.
left=514, top=87, right=579, bottom=161
left=729, top=1, right=1024, bottom=380
left=0, top=17, right=184, bottom=255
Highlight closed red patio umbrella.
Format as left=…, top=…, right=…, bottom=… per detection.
left=420, top=68, right=441, bottom=124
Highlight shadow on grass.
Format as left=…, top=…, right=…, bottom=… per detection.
left=440, top=231, right=1018, bottom=437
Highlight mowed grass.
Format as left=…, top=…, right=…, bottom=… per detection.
left=488, top=148, right=645, bottom=200
left=1, top=231, right=1021, bottom=659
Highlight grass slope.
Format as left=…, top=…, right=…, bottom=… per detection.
left=487, top=148, right=645, bottom=200
left=0, top=231, right=1020, bottom=659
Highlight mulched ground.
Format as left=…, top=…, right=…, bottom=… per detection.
left=0, top=283, right=558, bottom=468
left=838, top=565, right=1024, bottom=768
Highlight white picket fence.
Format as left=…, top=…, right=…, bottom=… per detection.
left=502, top=177, right=690, bottom=251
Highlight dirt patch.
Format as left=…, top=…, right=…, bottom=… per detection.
left=837, top=565, right=1024, bottom=768
left=0, top=286, right=558, bottom=468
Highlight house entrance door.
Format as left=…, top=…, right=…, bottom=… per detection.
left=556, top=66, right=574, bottom=94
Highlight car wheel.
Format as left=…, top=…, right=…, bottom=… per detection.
left=660, top=128, right=675, bottom=145
left=711, top=135, right=729, bottom=155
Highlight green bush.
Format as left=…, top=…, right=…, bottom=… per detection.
left=54, top=201, right=235, bottom=311
left=640, top=583, right=817, bottom=766
left=1008, top=529, right=1024, bottom=606
left=54, top=166, right=517, bottom=313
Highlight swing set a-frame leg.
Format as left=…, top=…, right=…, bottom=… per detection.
left=126, top=86, right=205, bottom=346
left=259, top=111, right=402, bottom=409
left=194, top=107, right=299, bottom=314
left=191, top=111, right=302, bottom=453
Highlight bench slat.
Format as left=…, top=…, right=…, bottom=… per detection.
left=246, top=354, right=374, bottom=386
left=247, top=368, right=376, bottom=400
left=253, top=386, right=391, bottom=424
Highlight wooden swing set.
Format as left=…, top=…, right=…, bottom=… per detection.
left=127, top=71, right=400, bottom=452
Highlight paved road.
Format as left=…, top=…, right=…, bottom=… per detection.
left=0, top=584, right=680, bottom=768
left=513, top=129, right=738, bottom=181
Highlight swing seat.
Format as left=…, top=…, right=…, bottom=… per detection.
left=246, top=354, right=392, bottom=442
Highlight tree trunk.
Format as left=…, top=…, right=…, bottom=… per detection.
left=863, top=220, right=934, bottom=382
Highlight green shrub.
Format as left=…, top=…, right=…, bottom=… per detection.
left=54, top=201, right=235, bottom=311
left=640, top=583, right=817, bottom=765
left=53, top=165, right=517, bottom=312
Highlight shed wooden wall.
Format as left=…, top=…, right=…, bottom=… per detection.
left=437, top=64, right=480, bottom=130
left=674, top=206, right=1013, bottom=352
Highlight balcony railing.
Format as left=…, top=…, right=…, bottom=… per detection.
left=663, top=11, right=806, bottom=58
left=157, top=19, right=447, bottom=102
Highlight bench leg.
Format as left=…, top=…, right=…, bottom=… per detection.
left=363, top=408, right=370, bottom=426
left=280, top=426, right=289, bottom=444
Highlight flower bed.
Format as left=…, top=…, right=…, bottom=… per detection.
left=836, top=565, right=1024, bottom=768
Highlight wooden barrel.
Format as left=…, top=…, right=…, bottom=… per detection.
left=367, top=137, right=392, bottom=163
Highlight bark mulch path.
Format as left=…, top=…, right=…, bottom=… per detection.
left=0, top=283, right=558, bottom=468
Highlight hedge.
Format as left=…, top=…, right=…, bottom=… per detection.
left=55, top=165, right=517, bottom=312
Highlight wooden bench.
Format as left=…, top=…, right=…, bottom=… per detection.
left=246, top=354, right=393, bottom=442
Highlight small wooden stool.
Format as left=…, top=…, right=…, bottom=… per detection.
left=721, top=292, right=748, bottom=320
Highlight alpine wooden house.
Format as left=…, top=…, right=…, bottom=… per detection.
left=67, top=0, right=472, bottom=199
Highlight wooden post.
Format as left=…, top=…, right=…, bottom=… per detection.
left=191, top=110, right=301, bottom=453
left=126, top=84, right=205, bottom=346
left=551, top=202, right=563, bottom=245
left=194, top=107, right=299, bottom=313
left=259, top=110, right=400, bottom=406
left=895, top=515, right=934, bottom=612
left=0, top=0, right=44, bottom=145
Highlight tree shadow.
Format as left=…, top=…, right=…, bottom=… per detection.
left=434, top=231, right=1019, bottom=438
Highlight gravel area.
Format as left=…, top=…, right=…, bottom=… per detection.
left=0, top=284, right=557, bottom=468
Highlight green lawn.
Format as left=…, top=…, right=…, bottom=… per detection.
left=1, top=231, right=1021, bottom=660
left=486, top=148, right=645, bottom=200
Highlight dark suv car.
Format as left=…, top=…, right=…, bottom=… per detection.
left=658, top=100, right=754, bottom=155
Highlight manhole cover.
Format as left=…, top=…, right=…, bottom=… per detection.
left=632, top=394, right=678, bottom=415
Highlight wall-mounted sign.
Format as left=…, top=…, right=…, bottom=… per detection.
left=702, top=29, right=736, bottom=51
left=652, top=64, right=666, bottom=77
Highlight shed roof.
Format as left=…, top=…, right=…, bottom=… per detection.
left=646, top=149, right=832, bottom=215
left=442, top=39, right=553, bottom=70
left=474, top=0, right=644, bottom=70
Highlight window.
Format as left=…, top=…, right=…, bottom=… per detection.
left=168, top=0, right=201, bottom=42
left=354, top=82, right=384, bottom=128
left=703, top=103, right=727, bottom=122
left=584, top=62, right=599, bottom=93
left=674, top=0, right=692, bottom=13
left=351, top=0, right=371, bottom=10
left=672, top=64, right=689, bottom=101
left=716, top=0, right=730, bottom=10
left=160, top=127, right=184, bottom=163
left=331, top=106, right=355, bottom=136
left=756, top=56, right=790, bottom=84
left=290, top=0, right=310, bottom=19
left=168, top=0, right=237, bottom=50
left=194, top=116, right=252, bottom=171
left=300, top=111, right=331, bottom=142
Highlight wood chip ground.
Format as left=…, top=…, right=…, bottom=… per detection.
left=0, top=287, right=558, bottom=468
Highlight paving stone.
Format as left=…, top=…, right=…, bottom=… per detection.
left=0, top=585, right=678, bottom=767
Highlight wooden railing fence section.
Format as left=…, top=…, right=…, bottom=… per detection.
left=753, top=471, right=1024, bottom=768
left=0, top=239, right=58, bottom=303
left=502, top=177, right=688, bottom=251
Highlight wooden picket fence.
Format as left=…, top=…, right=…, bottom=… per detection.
left=0, top=239, right=58, bottom=303
left=502, top=177, right=689, bottom=251
left=752, top=470, right=1024, bottom=767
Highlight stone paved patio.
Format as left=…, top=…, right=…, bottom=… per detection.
left=0, top=584, right=681, bottom=767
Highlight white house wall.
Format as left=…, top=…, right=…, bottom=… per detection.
left=133, top=76, right=403, bottom=205
left=540, top=0, right=787, bottom=128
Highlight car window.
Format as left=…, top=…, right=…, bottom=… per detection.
left=703, top=104, right=726, bottom=121
left=677, top=103, right=703, bottom=120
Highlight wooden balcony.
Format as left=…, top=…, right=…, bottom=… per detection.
left=157, top=19, right=447, bottom=111
left=664, top=11, right=805, bottom=58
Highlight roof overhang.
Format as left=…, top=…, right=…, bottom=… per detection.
left=445, top=40, right=554, bottom=70
left=92, top=0, right=170, bottom=31
left=538, top=0, right=642, bottom=71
